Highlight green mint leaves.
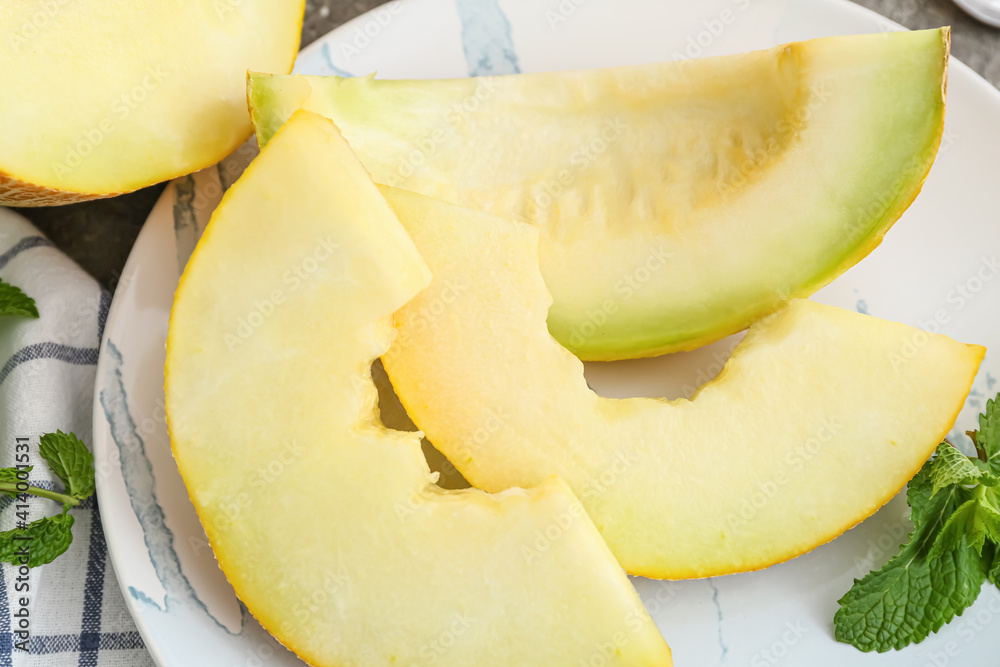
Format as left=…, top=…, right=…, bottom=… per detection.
left=974, top=397, right=1000, bottom=474
left=835, top=395, right=1000, bottom=652
left=38, top=431, right=96, bottom=500
left=0, top=281, right=84, bottom=567
left=0, top=279, right=38, bottom=318
left=0, top=466, right=32, bottom=499
left=0, top=432, right=96, bottom=568
left=929, top=442, right=986, bottom=494
left=0, top=510, right=75, bottom=568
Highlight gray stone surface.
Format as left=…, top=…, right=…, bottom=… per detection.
left=17, top=0, right=1000, bottom=289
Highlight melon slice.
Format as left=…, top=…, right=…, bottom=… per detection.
left=377, top=187, right=984, bottom=579
left=165, top=111, right=670, bottom=666
left=0, top=1, right=304, bottom=206
left=248, top=28, right=950, bottom=360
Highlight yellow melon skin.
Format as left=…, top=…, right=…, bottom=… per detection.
left=249, top=28, right=949, bottom=360
left=0, top=1, right=304, bottom=206
left=378, top=186, right=984, bottom=580
left=165, top=111, right=671, bottom=667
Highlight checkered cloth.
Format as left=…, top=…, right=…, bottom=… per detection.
left=0, top=208, right=155, bottom=666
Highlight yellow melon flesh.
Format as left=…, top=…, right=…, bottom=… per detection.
left=165, top=111, right=670, bottom=666
left=0, top=1, right=304, bottom=206
left=378, top=187, right=984, bottom=579
left=249, top=28, right=949, bottom=360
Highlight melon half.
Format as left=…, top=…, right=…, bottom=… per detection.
left=249, top=28, right=950, bottom=360
left=0, top=0, right=304, bottom=205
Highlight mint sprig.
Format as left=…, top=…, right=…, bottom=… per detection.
left=930, top=442, right=987, bottom=493
left=39, top=431, right=96, bottom=499
left=0, top=432, right=96, bottom=568
left=0, top=510, right=75, bottom=567
left=973, top=396, right=1000, bottom=474
left=0, top=466, right=32, bottom=499
left=0, top=279, right=38, bottom=318
left=835, top=396, right=1000, bottom=651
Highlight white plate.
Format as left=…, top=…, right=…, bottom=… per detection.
left=93, top=0, right=1000, bottom=664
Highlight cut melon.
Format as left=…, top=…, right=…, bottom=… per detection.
left=0, top=1, right=304, bottom=206
left=165, top=111, right=670, bottom=666
left=248, top=28, right=949, bottom=360
left=378, top=187, right=983, bottom=579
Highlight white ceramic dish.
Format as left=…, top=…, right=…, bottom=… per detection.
left=93, top=0, right=1000, bottom=664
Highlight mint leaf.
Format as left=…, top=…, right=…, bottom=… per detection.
left=38, top=431, right=95, bottom=500
left=0, top=279, right=38, bottom=318
left=977, top=494, right=1000, bottom=546
left=908, top=458, right=963, bottom=528
left=0, top=467, right=31, bottom=499
left=974, top=396, right=1000, bottom=475
left=835, top=462, right=987, bottom=651
left=929, top=498, right=979, bottom=559
left=930, top=442, right=982, bottom=494
left=835, top=533, right=987, bottom=651
left=989, top=544, right=1000, bottom=588
left=0, top=511, right=75, bottom=567
left=929, top=490, right=1000, bottom=559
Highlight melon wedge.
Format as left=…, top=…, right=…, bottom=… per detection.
left=377, top=187, right=984, bottom=579
left=165, top=111, right=670, bottom=666
left=0, top=1, right=304, bottom=206
left=248, top=28, right=950, bottom=360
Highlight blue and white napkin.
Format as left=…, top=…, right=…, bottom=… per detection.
left=0, top=207, right=154, bottom=667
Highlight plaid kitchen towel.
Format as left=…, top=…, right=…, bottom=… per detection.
left=0, top=207, right=155, bottom=667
